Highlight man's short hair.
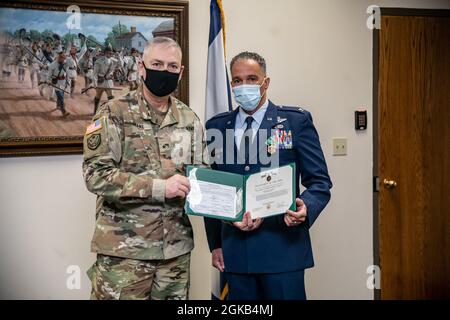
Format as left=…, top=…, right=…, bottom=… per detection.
left=143, top=37, right=182, bottom=58
left=230, top=51, right=267, bottom=75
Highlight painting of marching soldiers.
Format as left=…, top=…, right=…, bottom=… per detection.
left=0, top=7, right=175, bottom=138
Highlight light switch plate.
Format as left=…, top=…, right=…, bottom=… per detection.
left=333, top=138, right=347, bottom=156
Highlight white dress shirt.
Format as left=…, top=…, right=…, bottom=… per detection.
left=234, top=99, right=269, bottom=149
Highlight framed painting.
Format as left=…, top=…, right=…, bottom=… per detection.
left=0, top=0, right=189, bottom=156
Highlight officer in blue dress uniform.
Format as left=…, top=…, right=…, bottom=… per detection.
left=204, top=51, right=332, bottom=300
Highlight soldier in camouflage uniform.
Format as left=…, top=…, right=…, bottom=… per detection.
left=83, top=37, right=207, bottom=300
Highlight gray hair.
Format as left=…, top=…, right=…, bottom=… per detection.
left=230, top=51, right=267, bottom=75
left=143, top=36, right=182, bottom=58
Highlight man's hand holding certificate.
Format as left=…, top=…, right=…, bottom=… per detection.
left=184, top=163, right=297, bottom=222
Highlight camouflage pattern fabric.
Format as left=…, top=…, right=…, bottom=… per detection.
left=82, top=83, right=207, bottom=261
left=87, top=252, right=190, bottom=300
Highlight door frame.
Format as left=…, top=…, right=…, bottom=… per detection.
left=372, top=7, right=450, bottom=300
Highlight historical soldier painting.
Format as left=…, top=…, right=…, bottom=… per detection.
left=0, top=5, right=176, bottom=141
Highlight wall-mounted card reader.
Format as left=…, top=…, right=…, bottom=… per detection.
left=355, top=110, right=367, bottom=130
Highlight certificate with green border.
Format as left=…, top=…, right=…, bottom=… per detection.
left=184, top=163, right=296, bottom=221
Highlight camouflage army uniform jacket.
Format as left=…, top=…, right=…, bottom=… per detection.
left=82, top=85, right=207, bottom=261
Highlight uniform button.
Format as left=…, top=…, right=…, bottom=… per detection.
left=245, top=165, right=250, bottom=171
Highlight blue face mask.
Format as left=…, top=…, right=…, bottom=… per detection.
left=232, top=79, right=266, bottom=111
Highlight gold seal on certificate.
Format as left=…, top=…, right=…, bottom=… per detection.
left=185, top=163, right=296, bottom=221
left=245, top=165, right=295, bottom=219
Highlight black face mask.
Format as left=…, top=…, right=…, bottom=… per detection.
left=142, top=62, right=180, bottom=97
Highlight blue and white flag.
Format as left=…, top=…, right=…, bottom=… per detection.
left=205, top=0, right=231, bottom=300
left=205, top=0, right=232, bottom=121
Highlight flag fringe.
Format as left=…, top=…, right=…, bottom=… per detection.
left=220, top=283, right=229, bottom=300
left=216, top=0, right=227, bottom=57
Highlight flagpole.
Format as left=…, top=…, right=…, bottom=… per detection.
left=205, top=0, right=233, bottom=300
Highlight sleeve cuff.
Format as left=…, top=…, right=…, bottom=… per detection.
left=301, top=196, right=317, bottom=229
left=152, top=178, right=166, bottom=203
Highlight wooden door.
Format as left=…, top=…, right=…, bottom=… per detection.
left=378, top=13, right=450, bottom=299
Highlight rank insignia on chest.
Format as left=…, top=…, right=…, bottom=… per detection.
left=266, top=129, right=293, bottom=154
left=87, top=134, right=101, bottom=150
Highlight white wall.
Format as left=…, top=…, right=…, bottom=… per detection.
left=0, top=156, right=95, bottom=299
left=1, top=0, right=449, bottom=300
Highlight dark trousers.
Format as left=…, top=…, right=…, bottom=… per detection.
left=70, top=78, right=76, bottom=94
left=18, top=68, right=25, bottom=81
left=55, top=90, right=65, bottom=110
left=225, top=270, right=306, bottom=300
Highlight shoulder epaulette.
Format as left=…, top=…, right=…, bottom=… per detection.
left=209, top=110, right=233, bottom=120
left=278, top=105, right=306, bottom=113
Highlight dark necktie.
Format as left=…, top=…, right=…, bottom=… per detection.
left=241, top=116, right=254, bottom=164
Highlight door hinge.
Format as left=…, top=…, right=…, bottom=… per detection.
left=373, top=176, right=379, bottom=192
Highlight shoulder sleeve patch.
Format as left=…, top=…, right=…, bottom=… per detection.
left=85, top=118, right=104, bottom=135
left=83, top=117, right=109, bottom=160
left=87, top=133, right=101, bottom=150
